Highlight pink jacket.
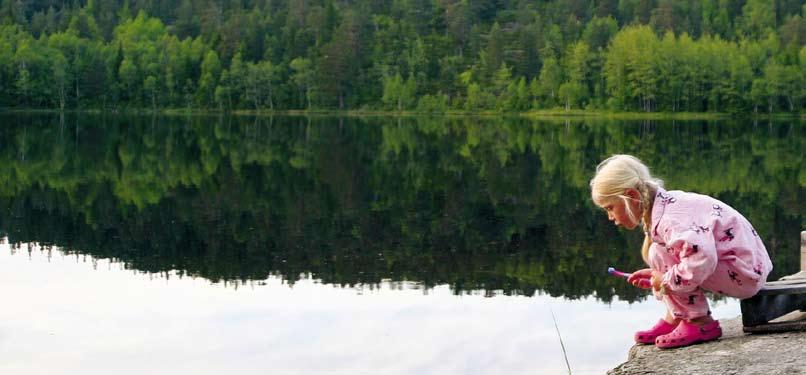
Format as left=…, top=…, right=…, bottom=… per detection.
left=648, top=187, right=773, bottom=294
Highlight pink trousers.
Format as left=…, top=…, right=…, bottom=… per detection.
left=650, top=246, right=766, bottom=320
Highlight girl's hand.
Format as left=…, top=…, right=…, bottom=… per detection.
left=627, top=268, right=653, bottom=289
left=651, top=270, right=664, bottom=291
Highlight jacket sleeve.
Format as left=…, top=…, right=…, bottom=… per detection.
left=661, top=225, right=718, bottom=293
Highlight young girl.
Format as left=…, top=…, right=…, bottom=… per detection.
left=590, top=154, right=773, bottom=349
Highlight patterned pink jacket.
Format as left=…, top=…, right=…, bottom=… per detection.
left=648, top=187, right=773, bottom=294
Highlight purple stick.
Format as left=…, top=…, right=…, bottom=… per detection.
left=607, top=267, right=631, bottom=278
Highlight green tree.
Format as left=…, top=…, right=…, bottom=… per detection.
left=198, top=50, right=222, bottom=106
left=505, top=77, right=529, bottom=111
left=30, top=7, right=58, bottom=38
left=481, top=22, right=505, bottom=79
left=749, top=78, right=769, bottom=113
left=119, top=58, right=138, bottom=103
left=143, top=75, right=158, bottom=110
left=528, top=77, right=540, bottom=108
left=406, top=37, right=427, bottom=80
left=68, top=9, right=101, bottom=40
left=382, top=72, right=416, bottom=111
left=740, top=0, right=776, bottom=39
left=52, top=51, right=68, bottom=110
left=402, top=74, right=416, bottom=110
left=13, top=39, right=52, bottom=106
left=245, top=61, right=278, bottom=110
left=604, top=25, right=659, bottom=111
left=214, top=71, right=231, bottom=110
left=724, top=50, right=753, bottom=112
left=446, top=0, right=471, bottom=56
left=15, top=59, right=31, bottom=104
left=536, top=56, right=562, bottom=107
left=227, top=53, right=247, bottom=108
left=318, top=11, right=365, bottom=109
left=382, top=72, right=403, bottom=110
left=0, top=0, right=26, bottom=25
left=464, top=82, right=483, bottom=111
left=655, top=31, right=683, bottom=111
left=565, top=41, right=592, bottom=103
left=558, top=81, right=584, bottom=110
left=175, top=0, right=199, bottom=38
left=779, top=15, right=806, bottom=63
left=290, top=57, right=315, bottom=109
left=763, top=62, right=800, bottom=111
left=492, top=63, right=512, bottom=99
left=582, top=16, right=618, bottom=52
left=649, top=0, right=675, bottom=33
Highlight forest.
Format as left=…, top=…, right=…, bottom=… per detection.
left=0, top=0, right=804, bottom=113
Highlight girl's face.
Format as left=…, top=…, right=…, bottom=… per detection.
left=598, top=190, right=641, bottom=229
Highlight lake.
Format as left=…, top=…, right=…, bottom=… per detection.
left=1, top=113, right=803, bottom=374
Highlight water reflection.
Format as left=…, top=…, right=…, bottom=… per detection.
left=0, top=244, right=741, bottom=375
left=0, top=114, right=803, bottom=302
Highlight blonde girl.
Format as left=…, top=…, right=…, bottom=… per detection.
left=590, top=154, right=772, bottom=349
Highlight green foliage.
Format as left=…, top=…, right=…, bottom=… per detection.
left=0, top=114, right=802, bottom=299
left=197, top=50, right=221, bottom=107
left=464, top=83, right=494, bottom=111
left=740, top=0, right=776, bottom=39
left=558, top=81, right=585, bottom=110
left=289, top=57, right=315, bottom=109
left=536, top=57, right=562, bottom=107
left=415, top=93, right=449, bottom=113
left=582, top=16, right=619, bottom=51
left=143, top=75, right=158, bottom=109
left=382, top=72, right=416, bottom=111
left=68, top=9, right=101, bottom=39
left=0, top=1, right=802, bottom=113
left=244, top=60, right=278, bottom=110
left=491, top=63, right=512, bottom=106
left=481, top=22, right=504, bottom=79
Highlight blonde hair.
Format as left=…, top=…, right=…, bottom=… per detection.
left=590, top=155, right=663, bottom=264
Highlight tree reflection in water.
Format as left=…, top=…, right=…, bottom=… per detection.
left=0, top=114, right=802, bottom=303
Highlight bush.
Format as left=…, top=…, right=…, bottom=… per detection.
left=416, top=93, right=449, bottom=113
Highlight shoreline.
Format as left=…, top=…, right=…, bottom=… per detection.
left=1, top=108, right=803, bottom=121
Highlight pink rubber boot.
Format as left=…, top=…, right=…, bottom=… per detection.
left=634, top=319, right=678, bottom=344
left=655, top=319, right=722, bottom=349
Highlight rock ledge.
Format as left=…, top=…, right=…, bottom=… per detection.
left=608, top=316, right=806, bottom=374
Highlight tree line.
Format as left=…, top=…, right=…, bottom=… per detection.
left=0, top=0, right=804, bottom=113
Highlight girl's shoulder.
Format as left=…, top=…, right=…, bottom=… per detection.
left=670, top=190, right=739, bottom=215
left=660, top=189, right=716, bottom=211
left=655, top=189, right=746, bottom=233
left=653, top=190, right=721, bottom=227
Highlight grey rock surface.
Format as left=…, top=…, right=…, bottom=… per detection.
left=608, top=316, right=806, bottom=375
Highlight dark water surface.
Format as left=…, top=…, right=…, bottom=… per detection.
left=1, top=114, right=803, bottom=374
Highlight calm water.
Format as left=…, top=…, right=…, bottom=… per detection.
left=1, top=114, right=803, bottom=374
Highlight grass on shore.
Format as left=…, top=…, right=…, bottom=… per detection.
left=2, top=107, right=803, bottom=120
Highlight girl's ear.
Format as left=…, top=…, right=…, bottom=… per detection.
left=624, top=188, right=640, bottom=199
